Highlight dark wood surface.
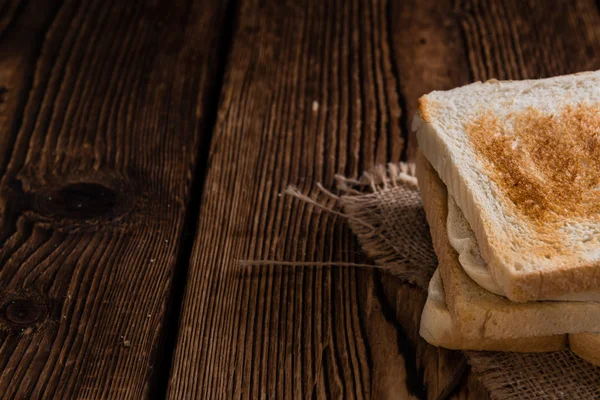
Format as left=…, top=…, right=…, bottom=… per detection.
left=0, top=0, right=597, bottom=398
left=167, top=0, right=410, bottom=398
left=0, top=0, right=229, bottom=398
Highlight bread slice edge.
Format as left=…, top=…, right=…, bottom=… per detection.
left=416, top=149, right=600, bottom=340
left=414, top=75, right=600, bottom=302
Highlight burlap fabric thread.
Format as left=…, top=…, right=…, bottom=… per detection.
left=290, top=162, right=600, bottom=400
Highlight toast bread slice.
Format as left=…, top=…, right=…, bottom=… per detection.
left=413, top=71, right=600, bottom=302
left=420, top=269, right=566, bottom=352
left=416, top=150, right=600, bottom=339
left=570, top=333, right=600, bottom=367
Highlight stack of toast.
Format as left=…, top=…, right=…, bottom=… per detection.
left=413, top=71, right=600, bottom=366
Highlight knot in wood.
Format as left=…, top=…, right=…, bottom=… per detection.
left=3, top=299, right=45, bottom=325
left=37, top=182, right=118, bottom=219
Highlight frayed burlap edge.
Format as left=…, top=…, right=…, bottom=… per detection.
left=285, top=163, right=436, bottom=290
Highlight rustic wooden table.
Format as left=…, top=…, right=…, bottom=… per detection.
left=0, top=0, right=598, bottom=398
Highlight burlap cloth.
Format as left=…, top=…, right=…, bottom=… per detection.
left=290, top=163, right=600, bottom=400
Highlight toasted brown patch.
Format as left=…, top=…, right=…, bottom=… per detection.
left=466, top=103, right=600, bottom=226
left=418, top=97, right=432, bottom=123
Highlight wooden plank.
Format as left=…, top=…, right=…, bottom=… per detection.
left=0, top=0, right=62, bottom=178
left=389, top=0, right=470, bottom=161
left=383, top=0, right=600, bottom=398
left=456, top=0, right=600, bottom=81
left=0, top=0, right=229, bottom=397
left=167, top=0, right=419, bottom=398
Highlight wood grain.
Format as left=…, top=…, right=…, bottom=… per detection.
left=389, top=0, right=470, bottom=160
left=0, top=0, right=61, bottom=180
left=0, top=0, right=23, bottom=36
left=167, top=0, right=416, bottom=398
left=456, top=0, right=600, bottom=81
left=0, top=0, right=229, bottom=398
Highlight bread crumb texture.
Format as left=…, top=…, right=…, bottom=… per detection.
left=466, top=103, right=600, bottom=227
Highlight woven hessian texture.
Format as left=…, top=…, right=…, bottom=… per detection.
left=331, top=163, right=600, bottom=400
